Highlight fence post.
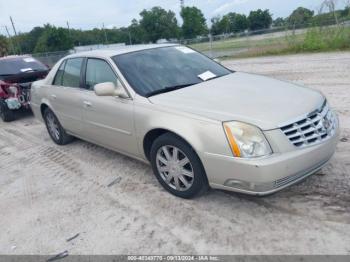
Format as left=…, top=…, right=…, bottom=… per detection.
left=209, top=34, right=213, bottom=58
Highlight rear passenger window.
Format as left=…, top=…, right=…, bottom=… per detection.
left=85, top=59, right=118, bottom=90
left=53, top=60, right=66, bottom=86
left=61, top=58, right=83, bottom=88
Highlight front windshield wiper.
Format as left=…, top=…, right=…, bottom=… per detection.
left=146, top=83, right=198, bottom=97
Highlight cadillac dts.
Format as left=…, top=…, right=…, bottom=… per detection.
left=30, top=44, right=339, bottom=198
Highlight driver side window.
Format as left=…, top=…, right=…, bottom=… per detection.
left=85, top=59, right=119, bottom=90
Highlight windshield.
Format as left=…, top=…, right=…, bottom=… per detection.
left=0, top=57, right=48, bottom=76
left=112, top=46, right=232, bottom=97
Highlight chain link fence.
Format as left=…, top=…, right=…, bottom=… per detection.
left=30, top=19, right=350, bottom=67
left=30, top=28, right=300, bottom=67
left=31, top=50, right=71, bottom=67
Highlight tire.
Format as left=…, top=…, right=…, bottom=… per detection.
left=43, top=107, right=74, bottom=145
left=0, top=99, right=15, bottom=122
left=150, top=133, right=209, bottom=199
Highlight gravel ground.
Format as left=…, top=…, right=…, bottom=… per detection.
left=0, top=52, right=349, bottom=255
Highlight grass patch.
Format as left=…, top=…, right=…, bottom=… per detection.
left=288, top=26, right=350, bottom=52
left=190, top=26, right=350, bottom=59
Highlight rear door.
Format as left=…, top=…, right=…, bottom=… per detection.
left=80, top=58, right=138, bottom=156
left=49, top=58, right=84, bottom=134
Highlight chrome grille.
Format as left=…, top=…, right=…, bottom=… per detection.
left=280, top=102, right=336, bottom=148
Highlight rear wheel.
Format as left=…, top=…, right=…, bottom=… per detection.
left=0, top=99, right=15, bottom=122
left=150, top=133, right=209, bottom=199
left=43, top=108, right=74, bottom=145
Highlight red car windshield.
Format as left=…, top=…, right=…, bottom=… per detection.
left=0, top=57, right=48, bottom=76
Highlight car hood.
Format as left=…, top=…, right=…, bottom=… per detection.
left=148, top=72, right=325, bottom=130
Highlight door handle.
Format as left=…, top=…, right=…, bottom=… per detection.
left=83, top=101, right=92, bottom=107
left=51, top=94, right=57, bottom=99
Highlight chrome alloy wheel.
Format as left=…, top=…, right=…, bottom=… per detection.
left=156, top=145, right=194, bottom=191
left=46, top=112, right=60, bottom=141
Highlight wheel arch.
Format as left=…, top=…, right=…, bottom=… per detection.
left=40, top=103, right=50, bottom=118
left=143, top=128, right=198, bottom=162
left=39, top=99, right=54, bottom=119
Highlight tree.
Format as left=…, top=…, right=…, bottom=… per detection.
left=210, top=15, right=230, bottom=35
left=341, top=5, right=350, bottom=17
left=226, top=13, right=248, bottom=32
left=248, top=9, right=273, bottom=31
left=0, top=35, right=9, bottom=57
left=273, top=17, right=286, bottom=27
left=210, top=16, right=223, bottom=35
left=139, top=7, right=179, bottom=43
left=34, top=25, right=73, bottom=53
left=340, top=3, right=350, bottom=17
left=210, top=13, right=248, bottom=35
left=321, top=0, right=339, bottom=24
left=128, top=19, right=146, bottom=44
left=181, top=6, right=208, bottom=38
left=288, top=7, right=314, bottom=27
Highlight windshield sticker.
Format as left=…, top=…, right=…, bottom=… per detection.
left=20, top=68, right=33, bottom=72
left=23, top=57, right=36, bottom=63
left=198, top=71, right=217, bottom=81
left=175, top=46, right=195, bottom=54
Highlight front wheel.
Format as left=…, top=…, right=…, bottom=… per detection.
left=43, top=108, right=74, bottom=145
left=150, top=133, right=209, bottom=199
left=0, top=99, right=15, bottom=122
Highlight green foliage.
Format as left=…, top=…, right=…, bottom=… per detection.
left=210, top=13, right=248, bottom=35
left=288, top=7, right=314, bottom=27
left=291, top=27, right=350, bottom=52
left=181, top=6, right=208, bottom=39
left=340, top=6, right=350, bottom=17
left=3, top=3, right=350, bottom=56
left=34, top=24, right=73, bottom=53
left=19, top=27, right=45, bottom=53
left=248, top=9, right=273, bottom=31
left=273, top=17, right=286, bottom=27
left=139, top=7, right=179, bottom=43
left=128, top=19, right=146, bottom=44
left=0, top=35, right=9, bottom=57
left=311, top=9, right=350, bottom=26
left=211, top=16, right=226, bottom=35
left=231, top=13, right=249, bottom=32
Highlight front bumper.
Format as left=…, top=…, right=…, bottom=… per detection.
left=201, top=118, right=340, bottom=196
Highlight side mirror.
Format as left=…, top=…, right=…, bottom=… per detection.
left=94, top=82, right=128, bottom=98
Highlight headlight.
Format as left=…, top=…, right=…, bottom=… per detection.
left=223, top=121, right=272, bottom=158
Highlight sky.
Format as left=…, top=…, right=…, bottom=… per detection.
left=0, top=0, right=347, bottom=34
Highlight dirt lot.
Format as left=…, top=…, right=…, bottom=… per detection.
left=0, top=52, right=349, bottom=255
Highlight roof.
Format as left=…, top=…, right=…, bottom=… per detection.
left=66, top=43, right=179, bottom=59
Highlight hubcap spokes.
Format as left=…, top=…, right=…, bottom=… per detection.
left=156, top=145, right=194, bottom=191
left=47, top=113, right=60, bottom=141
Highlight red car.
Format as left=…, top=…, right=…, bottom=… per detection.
left=0, top=56, right=49, bottom=122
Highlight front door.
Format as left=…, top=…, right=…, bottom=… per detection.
left=80, top=58, right=139, bottom=157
